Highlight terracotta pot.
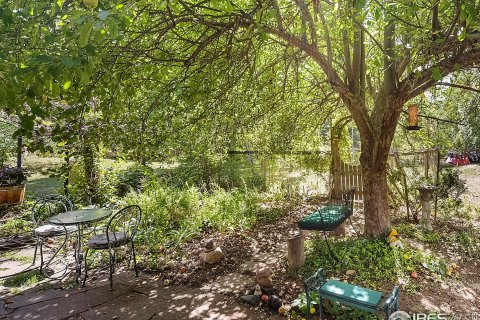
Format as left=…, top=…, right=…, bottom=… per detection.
left=0, top=184, right=26, bottom=205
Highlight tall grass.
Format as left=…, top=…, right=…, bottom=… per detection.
left=123, top=180, right=282, bottom=250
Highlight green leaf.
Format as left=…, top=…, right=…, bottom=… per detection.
left=51, top=83, right=60, bottom=98
left=224, top=1, right=234, bottom=13
left=79, top=20, right=95, bottom=47
left=431, top=67, right=443, bottom=81
left=20, top=115, right=35, bottom=131
left=107, top=20, right=118, bottom=37
left=63, top=81, right=72, bottom=90
left=355, top=0, right=366, bottom=11
left=265, top=9, right=277, bottom=19
left=80, top=69, right=91, bottom=85
left=31, top=105, right=46, bottom=117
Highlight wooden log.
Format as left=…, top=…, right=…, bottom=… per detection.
left=287, top=233, right=305, bottom=268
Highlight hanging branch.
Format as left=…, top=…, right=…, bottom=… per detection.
left=435, top=82, right=480, bottom=93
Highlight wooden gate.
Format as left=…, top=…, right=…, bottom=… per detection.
left=330, top=117, right=440, bottom=203
left=331, top=117, right=364, bottom=200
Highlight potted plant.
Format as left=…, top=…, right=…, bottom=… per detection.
left=0, top=166, right=27, bottom=205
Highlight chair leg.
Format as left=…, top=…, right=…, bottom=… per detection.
left=108, top=249, right=114, bottom=290
left=44, top=233, right=68, bottom=270
left=131, top=241, right=138, bottom=277
left=306, top=289, right=311, bottom=320
left=112, top=250, right=116, bottom=273
left=32, top=237, right=39, bottom=267
left=82, top=248, right=89, bottom=287
left=319, top=295, right=324, bottom=320
left=39, top=239, right=44, bottom=273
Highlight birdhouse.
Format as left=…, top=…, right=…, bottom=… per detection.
left=406, top=104, right=421, bottom=130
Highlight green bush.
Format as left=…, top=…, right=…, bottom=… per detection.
left=437, top=168, right=466, bottom=196
left=115, top=164, right=154, bottom=196
left=167, top=154, right=266, bottom=191
left=123, top=180, right=276, bottom=250
left=455, top=231, right=480, bottom=258
left=301, top=237, right=423, bottom=289
left=68, top=162, right=118, bottom=206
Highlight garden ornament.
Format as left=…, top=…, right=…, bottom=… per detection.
left=387, top=230, right=404, bottom=249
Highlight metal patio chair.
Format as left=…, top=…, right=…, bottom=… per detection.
left=31, top=194, right=75, bottom=274
left=82, top=205, right=141, bottom=289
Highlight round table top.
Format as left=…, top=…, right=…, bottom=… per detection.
left=49, top=208, right=112, bottom=226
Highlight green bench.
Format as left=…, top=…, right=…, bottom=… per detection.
left=298, top=188, right=356, bottom=260
left=304, top=268, right=399, bottom=319
left=297, top=188, right=355, bottom=232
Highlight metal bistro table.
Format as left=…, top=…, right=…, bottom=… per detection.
left=49, top=208, right=112, bottom=283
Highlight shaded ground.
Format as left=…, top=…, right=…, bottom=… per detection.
left=1, top=271, right=284, bottom=320
left=1, top=165, right=480, bottom=319
left=396, top=164, right=480, bottom=316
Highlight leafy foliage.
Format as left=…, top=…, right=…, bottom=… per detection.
left=0, top=165, right=27, bottom=186
left=124, top=180, right=283, bottom=250
left=115, top=164, right=154, bottom=197
left=301, top=237, right=423, bottom=289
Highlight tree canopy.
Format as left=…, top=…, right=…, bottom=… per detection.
left=0, top=0, right=479, bottom=235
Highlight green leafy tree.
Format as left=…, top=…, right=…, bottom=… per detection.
left=109, top=0, right=480, bottom=235
left=1, top=0, right=480, bottom=235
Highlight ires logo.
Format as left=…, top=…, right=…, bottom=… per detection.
left=389, top=311, right=449, bottom=320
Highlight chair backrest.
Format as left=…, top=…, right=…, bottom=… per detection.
left=31, top=194, right=74, bottom=227
left=106, top=205, right=142, bottom=242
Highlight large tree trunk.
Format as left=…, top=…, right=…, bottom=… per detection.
left=361, top=163, right=390, bottom=236
left=357, top=96, right=401, bottom=236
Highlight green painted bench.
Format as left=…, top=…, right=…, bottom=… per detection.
left=297, top=188, right=356, bottom=260
left=304, top=268, right=399, bottom=319
left=297, top=188, right=355, bottom=232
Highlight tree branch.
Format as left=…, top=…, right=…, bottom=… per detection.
left=401, top=47, right=480, bottom=100
left=435, top=82, right=480, bottom=93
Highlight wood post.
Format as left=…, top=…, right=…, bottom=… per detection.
left=287, top=232, right=305, bottom=268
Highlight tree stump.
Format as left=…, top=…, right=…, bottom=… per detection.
left=287, top=232, right=305, bottom=268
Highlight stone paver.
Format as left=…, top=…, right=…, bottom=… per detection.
left=2, top=271, right=284, bottom=320
left=6, top=287, right=86, bottom=310
left=154, top=289, right=263, bottom=320
left=10, top=290, right=89, bottom=320
left=200, top=273, right=253, bottom=294
left=81, top=291, right=157, bottom=320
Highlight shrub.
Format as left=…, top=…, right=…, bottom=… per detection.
left=0, top=166, right=27, bottom=186
left=123, top=181, right=269, bottom=250
left=436, top=168, right=466, bottom=201
left=301, top=237, right=424, bottom=289
left=68, top=162, right=117, bottom=206
left=115, top=164, right=153, bottom=196
left=436, top=168, right=467, bottom=217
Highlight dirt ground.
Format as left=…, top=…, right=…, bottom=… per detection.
left=1, top=165, right=480, bottom=319
left=184, top=164, right=480, bottom=318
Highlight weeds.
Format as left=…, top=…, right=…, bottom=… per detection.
left=0, top=251, right=32, bottom=264
left=300, top=237, right=424, bottom=289
left=122, top=180, right=290, bottom=263
left=455, top=231, right=480, bottom=258
left=1, top=270, right=45, bottom=288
